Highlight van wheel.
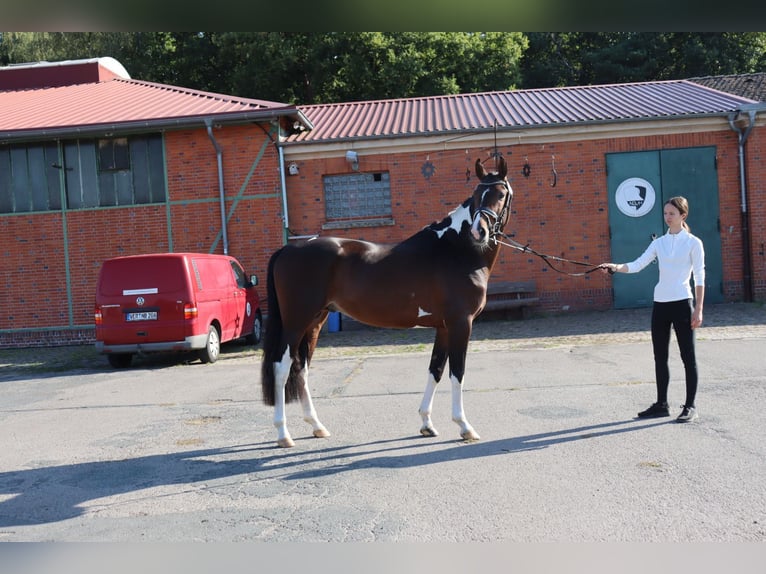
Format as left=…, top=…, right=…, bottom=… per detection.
left=107, top=353, right=133, bottom=368
left=199, top=325, right=221, bottom=364
left=245, top=309, right=263, bottom=346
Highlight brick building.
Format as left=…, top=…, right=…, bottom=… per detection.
left=282, top=82, right=766, bottom=314
left=0, top=58, right=309, bottom=347
left=1, top=58, right=765, bottom=348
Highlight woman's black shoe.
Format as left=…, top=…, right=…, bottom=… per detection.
left=637, top=402, right=670, bottom=418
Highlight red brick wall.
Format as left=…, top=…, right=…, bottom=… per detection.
left=745, top=124, right=765, bottom=301
left=165, top=125, right=285, bottom=284
left=284, top=128, right=765, bottom=312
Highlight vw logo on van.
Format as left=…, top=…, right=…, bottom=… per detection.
left=136, top=296, right=145, bottom=306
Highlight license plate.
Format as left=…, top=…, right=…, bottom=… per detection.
left=126, top=311, right=158, bottom=322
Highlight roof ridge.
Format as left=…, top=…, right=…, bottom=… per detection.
left=115, top=78, right=293, bottom=109
left=300, top=80, right=692, bottom=110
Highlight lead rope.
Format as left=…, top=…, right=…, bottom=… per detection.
left=494, top=233, right=609, bottom=277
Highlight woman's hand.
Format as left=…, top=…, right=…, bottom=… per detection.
left=691, top=307, right=703, bottom=329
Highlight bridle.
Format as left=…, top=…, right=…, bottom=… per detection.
left=474, top=178, right=513, bottom=243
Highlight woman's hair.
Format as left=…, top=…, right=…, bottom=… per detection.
left=665, top=196, right=690, bottom=231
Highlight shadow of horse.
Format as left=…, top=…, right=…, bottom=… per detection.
left=0, top=418, right=668, bottom=528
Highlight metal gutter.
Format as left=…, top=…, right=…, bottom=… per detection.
left=277, top=144, right=290, bottom=234
left=0, top=108, right=313, bottom=144
left=727, top=104, right=764, bottom=303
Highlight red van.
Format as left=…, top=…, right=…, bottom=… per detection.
left=94, top=252, right=262, bottom=368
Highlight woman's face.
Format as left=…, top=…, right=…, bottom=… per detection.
left=664, top=203, right=685, bottom=228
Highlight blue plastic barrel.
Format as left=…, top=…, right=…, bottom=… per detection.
left=328, top=311, right=342, bottom=332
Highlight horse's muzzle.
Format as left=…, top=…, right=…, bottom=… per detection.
left=471, top=208, right=496, bottom=244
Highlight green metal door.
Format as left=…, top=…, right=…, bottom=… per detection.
left=607, top=147, right=723, bottom=309
left=660, top=147, right=723, bottom=305
left=607, top=152, right=663, bottom=308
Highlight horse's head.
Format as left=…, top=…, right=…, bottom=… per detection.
left=471, top=156, right=513, bottom=246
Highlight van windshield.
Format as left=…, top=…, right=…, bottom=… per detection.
left=100, top=256, right=187, bottom=296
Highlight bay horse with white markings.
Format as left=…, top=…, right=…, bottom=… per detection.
left=261, top=157, right=513, bottom=447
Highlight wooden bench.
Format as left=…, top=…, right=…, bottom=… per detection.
left=482, top=280, right=539, bottom=317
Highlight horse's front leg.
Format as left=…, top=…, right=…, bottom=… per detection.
left=448, top=319, right=480, bottom=441
left=419, top=327, right=449, bottom=437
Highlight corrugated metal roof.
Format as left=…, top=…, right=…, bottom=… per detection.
left=0, top=77, right=308, bottom=141
left=289, top=80, right=757, bottom=144
left=688, top=73, right=766, bottom=103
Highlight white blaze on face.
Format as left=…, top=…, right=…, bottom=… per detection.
left=471, top=188, right=489, bottom=240
left=418, top=307, right=431, bottom=317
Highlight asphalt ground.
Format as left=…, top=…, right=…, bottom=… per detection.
left=0, top=303, right=765, bottom=558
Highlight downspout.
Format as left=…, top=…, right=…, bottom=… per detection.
left=727, top=110, right=756, bottom=302
left=276, top=138, right=291, bottom=245
left=205, top=118, right=229, bottom=255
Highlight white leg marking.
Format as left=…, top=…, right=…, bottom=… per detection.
left=451, top=374, right=480, bottom=441
left=273, top=347, right=295, bottom=447
left=418, top=373, right=439, bottom=437
left=298, top=367, right=331, bottom=439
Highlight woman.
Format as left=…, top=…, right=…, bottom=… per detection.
left=601, top=196, right=705, bottom=423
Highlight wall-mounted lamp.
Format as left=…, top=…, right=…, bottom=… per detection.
left=287, top=162, right=299, bottom=176
left=345, top=150, right=359, bottom=171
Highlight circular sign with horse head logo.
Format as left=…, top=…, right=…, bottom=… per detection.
left=615, top=177, right=656, bottom=217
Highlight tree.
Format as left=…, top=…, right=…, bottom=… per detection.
left=520, top=32, right=766, bottom=88
left=3, top=32, right=763, bottom=102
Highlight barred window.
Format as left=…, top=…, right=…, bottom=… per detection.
left=323, top=172, right=392, bottom=221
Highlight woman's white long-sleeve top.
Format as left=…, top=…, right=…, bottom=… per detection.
left=625, top=228, right=705, bottom=302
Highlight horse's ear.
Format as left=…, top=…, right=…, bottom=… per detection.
left=498, top=155, right=508, bottom=179
left=475, top=158, right=486, bottom=179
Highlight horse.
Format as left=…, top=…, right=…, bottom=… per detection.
left=261, top=156, right=513, bottom=447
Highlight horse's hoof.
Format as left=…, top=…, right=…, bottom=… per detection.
left=420, top=426, right=439, bottom=437
left=277, top=437, right=295, bottom=448
left=313, top=428, right=331, bottom=438
left=460, top=429, right=480, bottom=442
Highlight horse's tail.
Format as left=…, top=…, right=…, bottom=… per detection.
left=260, top=247, right=301, bottom=406
left=261, top=248, right=283, bottom=406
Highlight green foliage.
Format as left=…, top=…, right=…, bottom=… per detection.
left=1, top=32, right=764, bottom=104
left=521, top=32, right=766, bottom=88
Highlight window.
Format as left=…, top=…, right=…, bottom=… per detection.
left=98, top=138, right=130, bottom=171
left=0, top=142, right=61, bottom=213
left=230, top=260, right=247, bottom=289
left=323, top=172, right=392, bottom=225
left=0, top=134, right=167, bottom=213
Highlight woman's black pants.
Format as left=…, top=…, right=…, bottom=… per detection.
left=651, top=299, right=698, bottom=407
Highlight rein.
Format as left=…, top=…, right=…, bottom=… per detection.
left=493, top=232, right=608, bottom=277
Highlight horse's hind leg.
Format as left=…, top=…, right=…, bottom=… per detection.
left=297, top=318, right=330, bottom=439
left=419, top=327, right=449, bottom=437
left=273, top=346, right=296, bottom=448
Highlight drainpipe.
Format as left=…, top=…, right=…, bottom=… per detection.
left=205, top=118, right=229, bottom=255
left=727, top=110, right=756, bottom=302
left=277, top=143, right=290, bottom=238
